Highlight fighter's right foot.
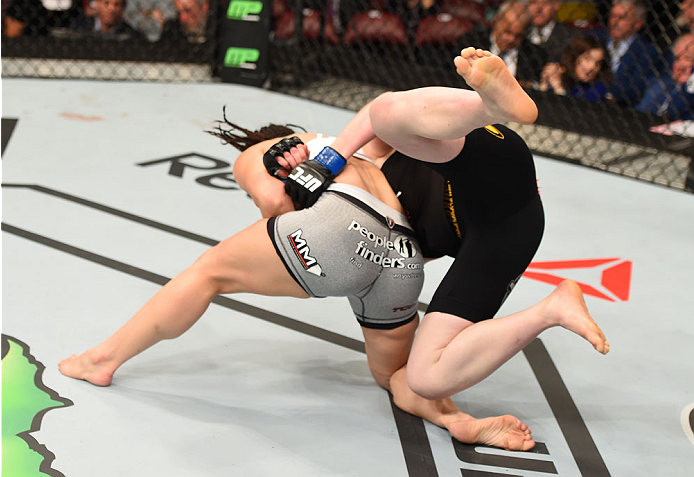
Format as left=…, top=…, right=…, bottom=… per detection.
left=547, top=280, right=610, bottom=355
left=454, top=47, right=538, bottom=124
left=59, top=349, right=116, bottom=387
left=446, top=414, right=536, bottom=451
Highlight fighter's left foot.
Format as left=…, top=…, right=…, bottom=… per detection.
left=546, top=279, right=610, bottom=355
left=454, top=47, right=538, bottom=125
left=59, top=350, right=116, bottom=387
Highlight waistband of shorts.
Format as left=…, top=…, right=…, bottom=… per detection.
left=326, top=183, right=412, bottom=232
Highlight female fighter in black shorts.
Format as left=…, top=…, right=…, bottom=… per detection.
left=274, top=47, right=609, bottom=406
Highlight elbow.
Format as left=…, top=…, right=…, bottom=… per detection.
left=256, top=190, right=293, bottom=218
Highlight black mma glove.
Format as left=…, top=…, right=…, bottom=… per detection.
left=263, top=136, right=304, bottom=179
left=284, top=146, right=347, bottom=209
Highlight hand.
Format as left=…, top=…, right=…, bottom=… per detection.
left=262, top=137, right=309, bottom=179
left=284, top=160, right=334, bottom=210
left=283, top=147, right=346, bottom=209
left=540, top=62, right=566, bottom=94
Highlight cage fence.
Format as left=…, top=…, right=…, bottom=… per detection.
left=2, top=0, right=693, bottom=192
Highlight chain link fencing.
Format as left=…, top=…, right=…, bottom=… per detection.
left=3, top=0, right=694, bottom=192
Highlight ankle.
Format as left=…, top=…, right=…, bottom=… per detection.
left=85, top=347, right=119, bottom=372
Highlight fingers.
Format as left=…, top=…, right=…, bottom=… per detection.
left=275, top=143, right=310, bottom=177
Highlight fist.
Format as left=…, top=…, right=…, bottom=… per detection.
left=263, top=136, right=307, bottom=179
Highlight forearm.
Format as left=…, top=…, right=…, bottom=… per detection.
left=329, top=102, right=377, bottom=158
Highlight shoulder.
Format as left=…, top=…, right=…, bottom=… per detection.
left=552, top=22, right=574, bottom=38
left=632, top=35, right=658, bottom=53
left=520, top=41, right=548, bottom=62
left=120, top=21, right=144, bottom=38
left=592, top=28, right=609, bottom=42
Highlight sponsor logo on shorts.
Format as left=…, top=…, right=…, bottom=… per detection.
left=354, top=241, right=422, bottom=269
left=500, top=274, right=522, bottom=306
left=393, top=303, right=416, bottom=313
left=392, top=272, right=423, bottom=280
left=484, top=125, right=505, bottom=139
left=349, top=257, right=363, bottom=269
left=393, top=235, right=417, bottom=259
left=347, top=220, right=417, bottom=258
left=288, top=229, right=323, bottom=276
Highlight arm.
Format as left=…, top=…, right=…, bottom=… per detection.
left=329, top=102, right=379, bottom=158
left=233, top=136, right=310, bottom=218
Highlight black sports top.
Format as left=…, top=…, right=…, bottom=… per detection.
left=380, top=124, right=539, bottom=259
left=381, top=153, right=462, bottom=259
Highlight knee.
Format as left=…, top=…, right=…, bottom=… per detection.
left=369, top=367, right=392, bottom=391
left=369, top=91, right=397, bottom=128
left=406, top=362, right=447, bottom=401
left=190, top=247, right=238, bottom=295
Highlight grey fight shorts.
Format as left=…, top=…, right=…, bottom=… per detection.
left=267, top=183, right=424, bottom=329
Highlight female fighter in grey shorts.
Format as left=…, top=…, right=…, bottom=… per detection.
left=59, top=126, right=484, bottom=454
left=268, top=181, right=423, bottom=329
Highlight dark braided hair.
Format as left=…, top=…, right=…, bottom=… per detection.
left=206, top=106, right=306, bottom=152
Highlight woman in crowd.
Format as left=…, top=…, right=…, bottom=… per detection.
left=539, top=35, right=612, bottom=101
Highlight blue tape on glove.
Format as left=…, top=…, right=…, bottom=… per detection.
left=313, top=146, right=347, bottom=176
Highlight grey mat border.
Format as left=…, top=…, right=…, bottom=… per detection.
left=2, top=183, right=610, bottom=476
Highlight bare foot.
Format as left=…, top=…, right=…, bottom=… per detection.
left=446, top=414, right=535, bottom=451
left=454, top=47, right=538, bottom=124
left=547, top=280, right=610, bottom=355
left=59, top=350, right=116, bottom=387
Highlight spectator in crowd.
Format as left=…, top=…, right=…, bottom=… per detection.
left=123, top=0, right=176, bottom=41
left=593, top=0, right=664, bottom=106
left=676, top=0, right=694, bottom=34
left=76, top=0, right=143, bottom=38
left=159, top=0, right=209, bottom=43
left=3, top=0, right=82, bottom=37
left=538, top=35, right=612, bottom=101
left=527, top=0, right=575, bottom=60
left=637, top=33, right=694, bottom=120
left=462, top=0, right=548, bottom=87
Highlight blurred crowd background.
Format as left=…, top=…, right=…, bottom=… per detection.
left=3, top=0, right=694, bottom=193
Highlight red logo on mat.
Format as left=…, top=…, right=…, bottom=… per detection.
left=523, top=258, right=632, bottom=302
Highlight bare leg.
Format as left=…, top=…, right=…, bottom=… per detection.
left=367, top=47, right=538, bottom=163
left=362, top=321, right=535, bottom=451
left=59, top=219, right=308, bottom=386
left=407, top=280, right=610, bottom=400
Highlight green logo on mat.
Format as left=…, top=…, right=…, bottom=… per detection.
left=2, top=334, right=73, bottom=477
left=224, top=47, right=260, bottom=69
left=227, top=0, right=263, bottom=20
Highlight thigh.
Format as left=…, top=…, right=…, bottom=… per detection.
left=369, top=88, right=469, bottom=163
left=200, top=219, right=310, bottom=298
left=409, top=311, right=475, bottom=364
left=427, top=195, right=545, bottom=322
